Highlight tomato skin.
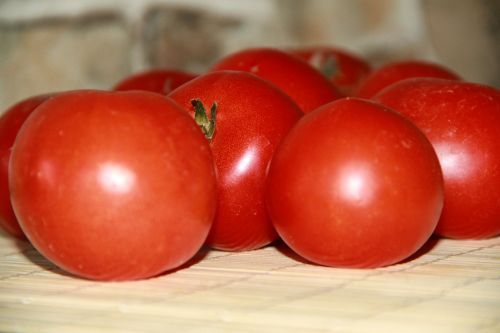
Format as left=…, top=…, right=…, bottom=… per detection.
left=9, top=91, right=217, bottom=280
left=374, top=79, right=500, bottom=239
left=169, top=71, right=302, bottom=251
left=355, top=60, right=461, bottom=98
left=113, top=69, right=196, bottom=94
left=266, top=98, right=444, bottom=268
left=0, top=94, right=53, bottom=239
left=290, top=46, right=372, bottom=96
left=209, top=48, right=342, bottom=113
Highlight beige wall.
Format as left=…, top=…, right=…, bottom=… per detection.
left=0, top=0, right=498, bottom=111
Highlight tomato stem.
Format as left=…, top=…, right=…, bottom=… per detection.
left=191, top=99, right=217, bottom=141
left=320, top=55, right=338, bottom=78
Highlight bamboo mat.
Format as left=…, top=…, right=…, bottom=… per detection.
left=0, top=229, right=499, bottom=333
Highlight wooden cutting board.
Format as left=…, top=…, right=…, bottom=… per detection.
left=0, top=230, right=499, bottom=333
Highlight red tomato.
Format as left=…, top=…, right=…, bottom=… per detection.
left=169, top=71, right=302, bottom=251
left=290, top=46, right=372, bottom=96
left=0, top=94, right=53, bottom=239
left=374, top=79, right=500, bottom=239
left=9, top=91, right=217, bottom=280
left=113, top=69, right=196, bottom=94
left=355, top=60, right=461, bottom=98
left=209, top=48, right=342, bottom=113
left=266, top=98, right=444, bottom=268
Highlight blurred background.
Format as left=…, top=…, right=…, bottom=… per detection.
left=0, top=0, right=499, bottom=111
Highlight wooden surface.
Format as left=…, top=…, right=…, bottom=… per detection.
left=0, top=230, right=499, bottom=333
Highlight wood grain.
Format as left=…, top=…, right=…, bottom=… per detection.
left=0, top=230, right=499, bottom=333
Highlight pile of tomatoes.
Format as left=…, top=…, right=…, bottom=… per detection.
left=1, top=47, right=499, bottom=281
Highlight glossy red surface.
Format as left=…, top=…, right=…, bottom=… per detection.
left=210, top=48, right=342, bottom=113
left=9, top=91, right=217, bottom=280
left=290, top=46, right=372, bottom=96
left=113, top=69, right=196, bottom=94
left=356, top=60, right=461, bottom=98
left=0, top=94, right=53, bottom=239
left=266, top=98, right=444, bottom=268
left=374, top=78, right=500, bottom=239
left=169, top=71, right=302, bottom=251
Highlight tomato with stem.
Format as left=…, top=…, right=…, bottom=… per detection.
left=290, top=46, right=371, bottom=96
left=169, top=70, right=302, bottom=251
left=210, top=48, right=342, bottom=113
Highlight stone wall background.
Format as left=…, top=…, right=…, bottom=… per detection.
left=0, top=0, right=498, bottom=111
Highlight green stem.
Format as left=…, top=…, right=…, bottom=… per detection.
left=320, top=55, right=338, bottom=79
left=191, top=99, right=217, bottom=141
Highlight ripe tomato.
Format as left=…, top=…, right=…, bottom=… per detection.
left=209, top=48, right=342, bottom=113
left=0, top=94, right=53, bottom=239
left=290, top=46, right=372, bottom=96
left=266, top=98, right=444, bottom=268
left=113, top=69, right=196, bottom=94
left=169, top=71, right=302, bottom=251
left=374, top=78, right=500, bottom=239
left=10, top=91, right=217, bottom=280
left=355, top=60, right=461, bottom=98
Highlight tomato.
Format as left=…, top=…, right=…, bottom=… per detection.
left=266, top=98, right=444, bottom=268
left=209, top=48, right=342, bottom=113
left=374, top=78, right=500, bottom=239
left=9, top=91, right=217, bottom=280
left=0, top=94, right=53, bottom=239
left=169, top=71, right=302, bottom=251
left=113, top=69, right=196, bottom=94
left=290, top=46, right=372, bottom=96
left=355, top=60, right=461, bottom=98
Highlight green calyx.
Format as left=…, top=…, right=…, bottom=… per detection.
left=191, top=99, right=217, bottom=141
left=320, top=55, right=338, bottom=79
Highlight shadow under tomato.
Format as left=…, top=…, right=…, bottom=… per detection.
left=272, top=235, right=442, bottom=268
left=398, top=235, right=441, bottom=264
left=154, top=245, right=211, bottom=278
left=0, top=227, right=66, bottom=276
left=274, top=239, right=314, bottom=265
left=15, top=235, right=212, bottom=281
left=13, top=237, right=74, bottom=278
